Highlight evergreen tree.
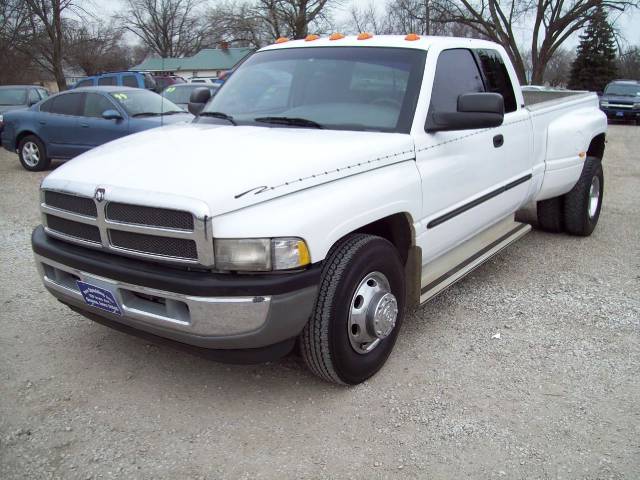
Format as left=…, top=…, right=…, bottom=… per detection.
left=568, top=6, right=618, bottom=92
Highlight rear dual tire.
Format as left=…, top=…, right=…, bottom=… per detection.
left=536, top=156, right=603, bottom=236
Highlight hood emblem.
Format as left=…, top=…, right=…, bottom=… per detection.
left=94, top=188, right=105, bottom=202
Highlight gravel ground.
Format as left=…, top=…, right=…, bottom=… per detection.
left=1, top=125, right=639, bottom=479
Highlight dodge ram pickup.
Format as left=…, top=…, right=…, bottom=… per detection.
left=31, top=35, right=607, bottom=385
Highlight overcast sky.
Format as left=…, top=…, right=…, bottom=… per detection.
left=98, top=0, right=640, bottom=50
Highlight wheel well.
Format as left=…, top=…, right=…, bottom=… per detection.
left=353, top=213, right=414, bottom=265
left=15, top=131, right=38, bottom=150
left=587, top=133, right=605, bottom=160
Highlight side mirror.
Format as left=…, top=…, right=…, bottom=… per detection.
left=425, top=92, right=504, bottom=132
left=188, top=87, right=212, bottom=116
left=28, top=98, right=39, bottom=107
left=102, top=109, right=123, bottom=121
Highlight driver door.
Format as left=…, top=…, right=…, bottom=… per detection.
left=413, top=48, right=530, bottom=264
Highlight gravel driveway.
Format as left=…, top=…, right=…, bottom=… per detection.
left=1, top=125, right=638, bottom=479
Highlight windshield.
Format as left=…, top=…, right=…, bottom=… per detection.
left=163, top=85, right=218, bottom=104
left=0, top=88, right=27, bottom=106
left=202, top=47, right=427, bottom=133
left=604, top=83, right=640, bottom=97
left=109, top=90, right=183, bottom=116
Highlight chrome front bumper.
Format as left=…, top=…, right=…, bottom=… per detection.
left=35, top=254, right=317, bottom=350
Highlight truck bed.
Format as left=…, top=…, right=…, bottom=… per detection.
left=523, top=90, right=592, bottom=110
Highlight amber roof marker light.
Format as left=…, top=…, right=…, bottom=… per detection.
left=305, top=34, right=320, bottom=41
left=357, top=32, right=373, bottom=40
left=329, top=33, right=345, bottom=40
left=275, top=37, right=289, bottom=44
left=405, top=33, right=421, bottom=41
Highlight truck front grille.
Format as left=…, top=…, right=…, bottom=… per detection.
left=109, top=230, right=198, bottom=259
left=41, top=189, right=212, bottom=266
left=46, top=215, right=101, bottom=243
left=106, top=202, right=194, bottom=230
left=44, top=191, right=97, bottom=217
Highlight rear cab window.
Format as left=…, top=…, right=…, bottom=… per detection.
left=475, top=49, right=517, bottom=113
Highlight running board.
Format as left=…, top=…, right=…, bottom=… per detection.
left=419, top=216, right=531, bottom=304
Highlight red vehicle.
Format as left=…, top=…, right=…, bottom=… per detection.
left=152, top=75, right=186, bottom=91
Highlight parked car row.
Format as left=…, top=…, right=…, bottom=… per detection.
left=599, top=79, right=640, bottom=124
left=1, top=87, right=192, bottom=171
left=0, top=85, right=50, bottom=133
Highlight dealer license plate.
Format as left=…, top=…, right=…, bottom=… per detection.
left=616, top=111, right=624, bottom=117
left=77, top=281, right=122, bottom=315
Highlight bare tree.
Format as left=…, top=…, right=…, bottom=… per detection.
left=348, top=1, right=388, bottom=33
left=257, top=0, right=338, bottom=39
left=66, top=22, right=133, bottom=75
left=0, top=0, right=37, bottom=83
left=617, top=46, right=640, bottom=78
left=435, top=0, right=638, bottom=84
left=205, top=1, right=271, bottom=48
left=20, top=0, right=85, bottom=90
left=118, top=0, right=212, bottom=57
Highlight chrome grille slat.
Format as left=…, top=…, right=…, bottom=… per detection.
left=41, top=189, right=213, bottom=266
left=106, top=202, right=194, bottom=230
left=109, top=230, right=198, bottom=259
left=44, top=191, right=97, bottom=217
left=46, top=215, right=101, bottom=243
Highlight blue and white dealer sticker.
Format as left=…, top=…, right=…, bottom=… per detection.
left=76, top=281, right=122, bottom=316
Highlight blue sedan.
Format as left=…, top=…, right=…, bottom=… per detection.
left=1, top=86, right=193, bottom=171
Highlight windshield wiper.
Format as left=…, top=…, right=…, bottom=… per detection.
left=161, top=110, right=184, bottom=115
left=132, top=112, right=162, bottom=117
left=254, top=116, right=323, bottom=129
left=199, top=111, right=236, bottom=125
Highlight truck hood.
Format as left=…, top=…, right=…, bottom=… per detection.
left=42, top=123, right=415, bottom=218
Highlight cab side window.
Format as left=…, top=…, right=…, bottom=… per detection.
left=83, top=93, right=116, bottom=118
left=475, top=49, right=517, bottom=113
left=75, top=79, right=94, bottom=88
left=122, top=75, right=138, bottom=88
left=47, top=93, right=84, bottom=116
left=28, top=89, right=40, bottom=105
left=429, top=49, right=485, bottom=115
left=98, top=76, right=117, bottom=86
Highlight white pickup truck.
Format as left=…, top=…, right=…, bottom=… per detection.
left=32, top=35, right=607, bottom=384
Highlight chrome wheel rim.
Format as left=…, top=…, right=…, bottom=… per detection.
left=22, top=141, right=40, bottom=167
left=588, top=175, right=600, bottom=219
left=348, top=271, right=398, bottom=355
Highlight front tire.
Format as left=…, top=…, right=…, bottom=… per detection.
left=300, top=234, right=406, bottom=385
left=18, top=135, right=50, bottom=171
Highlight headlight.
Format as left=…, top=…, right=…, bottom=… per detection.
left=633, top=102, right=640, bottom=109
left=0, top=114, right=4, bottom=124
left=214, top=237, right=310, bottom=271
